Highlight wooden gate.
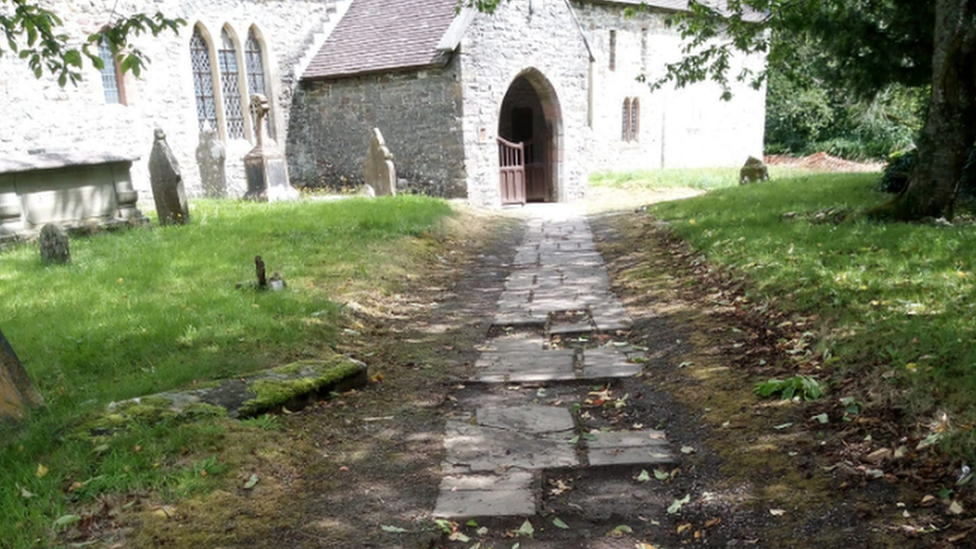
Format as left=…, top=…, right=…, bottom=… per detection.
left=498, top=137, right=525, bottom=205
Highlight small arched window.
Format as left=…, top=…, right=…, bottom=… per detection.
left=190, top=26, right=218, bottom=132
left=218, top=29, right=245, bottom=139
left=622, top=97, right=639, bottom=142
left=621, top=98, right=630, bottom=141
left=97, top=40, right=124, bottom=104
left=244, top=29, right=266, bottom=98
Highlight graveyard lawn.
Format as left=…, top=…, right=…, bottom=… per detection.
left=0, top=196, right=498, bottom=547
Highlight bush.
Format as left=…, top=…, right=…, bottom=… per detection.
left=880, top=147, right=976, bottom=196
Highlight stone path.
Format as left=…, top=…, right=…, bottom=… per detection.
left=434, top=206, right=676, bottom=519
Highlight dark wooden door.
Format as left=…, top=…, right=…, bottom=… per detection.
left=498, top=137, right=525, bottom=205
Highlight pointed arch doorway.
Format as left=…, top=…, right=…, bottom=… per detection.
left=497, top=69, right=562, bottom=205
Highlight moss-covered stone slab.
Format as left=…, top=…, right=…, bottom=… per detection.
left=108, top=356, right=367, bottom=421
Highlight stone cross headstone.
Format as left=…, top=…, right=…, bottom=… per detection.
left=149, top=129, right=190, bottom=225
left=739, top=156, right=770, bottom=185
left=0, top=327, right=44, bottom=424
left=39, top=224, right=69, bottom=264
left=196, top=129, right=227, bottom=198
left=364, top=128, right=397, bottom=196
left=244, top=94, right=299, bottom=202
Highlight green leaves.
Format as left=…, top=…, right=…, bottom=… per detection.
left=754, top=375, right=825, bottom=401
left=1, top=6, right=184, bottom=86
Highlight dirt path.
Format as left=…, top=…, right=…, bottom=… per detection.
left=131, top=199, right=964, bottom=549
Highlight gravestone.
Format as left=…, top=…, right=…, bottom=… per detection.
left=244, top=95, right=299, bottom=202
left=39, top=224, right=69, bottom=264
left=149, top=129, right=190, bottom=225
left=740, top=156, right=769, bottom=185
left=364, top=128, right=397, bottom=196
left=0, top=327, right=44, bottom=424
left=196, top=129, right=227, bottom=198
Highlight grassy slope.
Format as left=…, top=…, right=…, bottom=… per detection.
left=641, top=173, right=976, bottom=457
left=0, top=196, right=454, bottom=547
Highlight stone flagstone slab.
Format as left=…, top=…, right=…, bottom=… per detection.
left=476, top=405, right=575, bottom=435
left=587, top=431, right=675, bottom=466
left=434, top=471, right=536, bottom=517
left=444, top=421, right=579, bottom=472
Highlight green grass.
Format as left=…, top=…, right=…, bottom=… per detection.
left=0, top=195, right=453, bottom=547
left=642, top=172, right=976, bottom=456
left=589, top=166, right=803, bottom=191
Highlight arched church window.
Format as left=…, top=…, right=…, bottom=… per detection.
left=621, top=98, right=630, bottom=141
left=97, top=40, right=124, bottom=104
left=218, top=29, right=245, bottom=139
left=190, top=26, right=218, bottom=132
left=630, top=98, right=640, bottom=142
left=244, top=30, right=266, bottom=98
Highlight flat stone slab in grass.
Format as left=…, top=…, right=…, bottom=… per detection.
left=470, top=367, right=578, bottom=383
left=107, top=357, right=367, bottom=420
left=444, top=421, right=579, bottom=471
left=478, top=337, right=546, bottom=354
left=582, top=364, right=643, bottom=380
left=476, top=405, right=575, bottom=435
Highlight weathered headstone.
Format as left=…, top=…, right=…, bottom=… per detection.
left=364, top=128, right=397, bottom=196
left=39, top=224, right=69, bottom=264
left=357, top=184, right=376, bottom=197
left=740, top=156, right=769, bottom=185
left=196, top=129, right=227, bottom=198
left=244, top=95, right=299, bottom=202
left=0, top=327, right=44, bottom=424
left=149, top=129, right=190, bottom=225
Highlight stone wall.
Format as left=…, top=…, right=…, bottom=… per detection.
left=572, top=1, right=766, bottom=173
left=287, top=60, right=467, bottom=197
left=459, top=0, right=592, bottom=208
left=0, top=0, right=346, bottom=199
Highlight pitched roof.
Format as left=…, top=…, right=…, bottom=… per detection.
left=302, top=0, right=459, bottom=80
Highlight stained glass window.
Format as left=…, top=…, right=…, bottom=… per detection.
left=190, top=27, right=217, bottom=132
left=98, top=42, right=121, bottom=104
left=218, top=29, right=245, bottom=139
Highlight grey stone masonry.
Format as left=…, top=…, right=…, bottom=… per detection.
left=435, top=205, right=676, bottom=519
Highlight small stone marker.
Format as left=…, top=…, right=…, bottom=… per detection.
left=740, top=156, right=769, bottom=185
left=196, top=129, right=227, bottom=198
left=149, top=128, right=190, bottom=225
left=0, top=326, right=45, bottom=424
left=244, top=95, right=299, bottom=202
left=364, top=128, right=397, bottom=196
left=38, top=224, right=69, bottom=264
left=255, top=255, right=267, bottom=289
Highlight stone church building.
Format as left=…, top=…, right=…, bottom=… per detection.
left=0, top=0, right=765, bottom=215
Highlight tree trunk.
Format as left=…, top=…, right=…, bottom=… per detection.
left=882, top=0, right=976, bottom=221
left=0, top=327, right=44, bottom=423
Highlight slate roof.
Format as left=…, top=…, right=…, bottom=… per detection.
left=302, top=0, right=459, bottom=80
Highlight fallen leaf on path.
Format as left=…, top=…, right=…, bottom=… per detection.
left=864, top=448, right=892, bottom=464
left=636, top=470, right=651, bottom=482
left=608, top=525, right=633, bottom=537
left=552, top=517, right=570, bottom=529
left=381, top=525, right=407, bottom=533
left=243, top=474, right=259, bottom=489
left=947, top=501, right=964, bottom=515
left=667, top=494, right=691, bottom=514
left=653, top=469, right=670, bottom=481
left=517, top=519, right=534, bottom=537
left=773, top=423, right=793, bottom=430
left=921, top=495, right=938, bottom=506
left=680, top=446, right=695, bottom=454
left=705, top=517, right=722, bottom=528
left=769, top=509, right=786, bottom=516
left=449, top=531, right=470, bottom=542
left=476, top=526, right=488, bottom=536
left=948, top=532, right=968, bottom=542
left=636, top=543, right=657, bottom=549
left=677, top=523, right=692, bottom=534
left=53, top=515, right=81, bottom=529
left=36, top=464, right=49, bottom=478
